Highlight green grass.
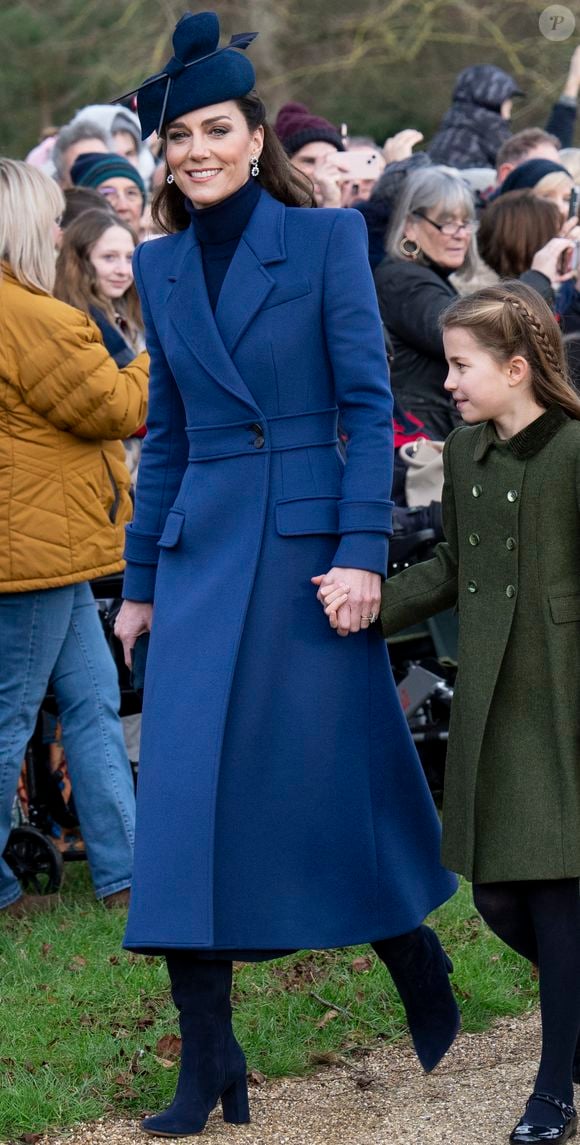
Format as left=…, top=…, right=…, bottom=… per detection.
left=0, top=870, right=537, bottom=1140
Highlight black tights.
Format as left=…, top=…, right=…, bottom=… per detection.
left=473, top=879, right=580, bottom=1111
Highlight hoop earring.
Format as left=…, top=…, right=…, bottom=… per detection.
left=250, top=155, right=260, bottom=177
left=399, top=237, right=420, bottom=260
left=166, top=173, right=174, bottom=185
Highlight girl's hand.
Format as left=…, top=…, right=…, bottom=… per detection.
left=114, top=600, right=153, bottom=667
left=311, top=568, right=381, bottom=636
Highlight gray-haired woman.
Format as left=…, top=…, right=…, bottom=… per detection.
left=374, top=167, right=477, bottom=438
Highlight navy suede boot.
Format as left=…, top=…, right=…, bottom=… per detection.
left=372, top=924, right=460, bottom=1072
left=142, top=955, right=250, bottom=1138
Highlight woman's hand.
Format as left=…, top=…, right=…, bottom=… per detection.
left=114, top=600, right=153, bottom=667
left=531, top=236, right=578, bottom=284
left=311, top=568, right=381, bottom=636
left=382, top=129, right=424, bottom=165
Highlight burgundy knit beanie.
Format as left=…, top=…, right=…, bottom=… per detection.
left=274, top=102, right=344, bottom=157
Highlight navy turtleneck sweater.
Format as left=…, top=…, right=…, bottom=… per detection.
left=187, top=177, right=261, bottom=312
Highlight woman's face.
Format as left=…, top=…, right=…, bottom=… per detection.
left=165, top=100, right=264, bottom=209
left=89, top=225, right=135, bottom=300
left=534, top=175, right=574, bottom=225
left=404, top=201, right=473, bottom=269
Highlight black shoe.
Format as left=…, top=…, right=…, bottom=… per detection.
left=372, top=923, right=460, bottom=1072
left=509, top=1093, right=578, bottom=1143
left=141, top=956, right=250, bottom=1137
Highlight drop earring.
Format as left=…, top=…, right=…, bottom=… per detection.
left=250, top=156, right=260, bottom=177
left=166, top=173, right=174, bottom=185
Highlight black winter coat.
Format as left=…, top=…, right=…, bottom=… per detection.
left=428, top=66, right=518, bottom=169
left=373, top=255, right=461, bottom=439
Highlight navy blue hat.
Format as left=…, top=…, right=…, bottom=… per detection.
left=114, top=12, right=257, bottom=140
left=70, top=152, right=146, bottom=197
left=495, top=157, right=571, bottom=197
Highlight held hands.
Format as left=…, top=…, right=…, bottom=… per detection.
left=114, top=600, right=153, bottom=668
left=311, top=568, right=381, bottom=637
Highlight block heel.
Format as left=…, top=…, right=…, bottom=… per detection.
left=221, top=1076, right=250, bottom=1124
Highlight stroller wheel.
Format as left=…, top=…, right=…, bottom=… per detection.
left=3, top=826, right=64, bottom=894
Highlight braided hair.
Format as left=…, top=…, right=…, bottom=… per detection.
left=440, top=280, right=580, bottom=420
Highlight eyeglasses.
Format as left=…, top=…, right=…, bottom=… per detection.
left=99, top=186, right=143, bottom=203
left=413, top=212, right=476, bottom=236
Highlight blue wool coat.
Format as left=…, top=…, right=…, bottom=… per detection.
left=122, top=189, right=456, bottom=951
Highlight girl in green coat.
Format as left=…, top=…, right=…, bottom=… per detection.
left=320, top=281, right=580, bottom=1143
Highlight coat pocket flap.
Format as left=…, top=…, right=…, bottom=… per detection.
left=262, top=279, right=312, bottom=310
left=157, top=509, right=185, bottom=549
left=276, top=496, right=340, bottom=536
left=549, top=593, right=580, bottom=624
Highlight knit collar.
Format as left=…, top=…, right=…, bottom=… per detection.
left=186, top=177, right=261, bottom=246
left=473, top=405, right=569, bottom=462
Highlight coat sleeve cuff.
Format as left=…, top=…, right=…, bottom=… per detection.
left=338, top=499, right=394, bottom=533
left=332, top=533, right=389, bottom=577
left=122, top=561, right=157, bottom=602
left=124, top=523, right=162, bottom=565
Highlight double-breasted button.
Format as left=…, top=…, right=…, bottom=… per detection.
left=467, top=579, right=478, bottom=593
left=507, top=489, right=518, bottom=502
left=469, top=532, right=480, bottom=546
left=506, top=537, right=516, bottom=551
left=472, top=484, right=482, bottom=498
left=506, top=584, right=516, bottom=599
left=250, top=423, right=265, bottom=449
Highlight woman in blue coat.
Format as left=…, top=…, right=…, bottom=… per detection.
left=115, top=11, right=458, bottom=1137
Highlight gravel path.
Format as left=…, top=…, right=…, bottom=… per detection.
left=36, top=1010, right=545, bottom=1145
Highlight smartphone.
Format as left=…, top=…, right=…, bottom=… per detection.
left=558, top=240, right=580, bottom=275
left=569, top=185, right=580, bottom=219
left=340, top=150, right=384, bottom=183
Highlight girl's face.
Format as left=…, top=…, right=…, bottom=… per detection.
left=165, top=100, right=263, bottom=209
left=89, top=226, right=135, bottom=300
left=443, top=327, right=515, bottom=423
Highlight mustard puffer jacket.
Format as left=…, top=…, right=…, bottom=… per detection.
left=0, top=264, right=149, bottom=592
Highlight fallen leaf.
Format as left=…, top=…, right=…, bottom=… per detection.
left=309, top=1051, right=340, bottom=1066
left=68, top=955, right=87, bottom=972
left=248, top=1069, right=266, bottom=1086
left=351, top=956, right=373, bottom=974
left=20, top=1134, right=42, bottom=1144
left=108, top=955, right=120, bottom=965
left=136, top=1017, right=155, bottom=1030
left=316, top=1009, right=339, bottom=1029
left=40, top=943, right=52, bottom=957
left=355, top=1074, right=374, bottom=1090
left=155, top=1057, right=177, bottom=1069
left=155, top=1033, right=181, bottom=1061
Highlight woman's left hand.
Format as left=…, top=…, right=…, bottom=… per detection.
left=311, top=568, right=381, bottom=635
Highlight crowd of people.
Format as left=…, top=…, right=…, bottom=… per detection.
left=3, top=12, right=580, bottom=1144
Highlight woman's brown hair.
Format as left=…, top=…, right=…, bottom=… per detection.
left=152, top=90, right=315, bottom=234
left=477, top=190, right=561, bottom=278
left=440, top=281, right=580, bottom=420
left=54, top=209, right=143, bottom=346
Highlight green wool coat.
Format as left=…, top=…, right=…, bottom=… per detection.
left=381, top=406, right=580, bottom=883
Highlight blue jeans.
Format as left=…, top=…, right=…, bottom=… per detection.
left=0, top=583, right=135, bottom=907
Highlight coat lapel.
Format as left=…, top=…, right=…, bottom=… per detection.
left=167, top=228, right=261, bottom=413
left=215, top=191, right=287, bottom=356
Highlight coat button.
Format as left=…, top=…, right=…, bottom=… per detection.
left=472, top=484, right=482, bottom=498
left=507, top=489, right=518, bottom=502
left=467, top=579, right=478, bottom=593
left=250, top=423, right=265, bottom=449
left=506, top=584, right=516, bottom=599
left=469, top=532, right=480, bottom=546
left=506, top=537, right=516, bottom=551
